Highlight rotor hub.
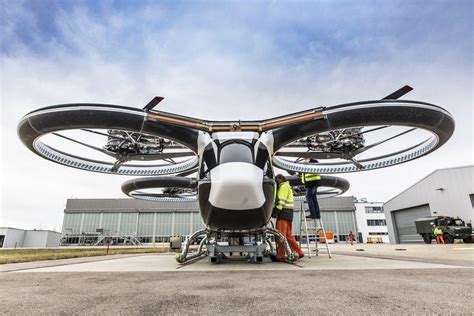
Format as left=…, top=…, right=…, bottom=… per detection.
left=104, top=129, right=168, bottom=156
left=307, top=128, right=365, bottom=155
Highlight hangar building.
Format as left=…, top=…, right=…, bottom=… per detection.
left=61, top=196, right=357, bottom=245
left=384, top=165, right=474, bottom=244
left=0, top=227, right=61, bottom=248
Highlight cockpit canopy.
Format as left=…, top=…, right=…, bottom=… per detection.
left=199, top=133, right=272, bottom=179
left=219, top=141, right=254, bottom=164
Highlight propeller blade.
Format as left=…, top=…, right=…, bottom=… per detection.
left=132, top=193, right=176, bottom=198
left=382, top=85, right=413, bottom=100
left=163, top=187, right=197, bottom=194
left=80, top=129, right=128, bottom=141
left=356, top=127, right=417, bottom=154
left=176, top=167, right=199, bottom=177
left=128, top=151, right=195, bottom=161
left=132, top=192, right=197, bottom=199
left=356, top=125, right=390, bottom=136
left=143, top=96, right=164, bottom=111
left=52, top=132, right=116, bottom=157
left=275, top=151, right=342, bottom=160
left=316, top=125, right=390, bottom=146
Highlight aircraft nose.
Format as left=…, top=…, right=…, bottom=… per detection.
left=209, top=162, right=265, bottom=210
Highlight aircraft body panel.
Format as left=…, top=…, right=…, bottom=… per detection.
left=199, top=179, right=275, bottom=231
left=209, top=162, right=266, bottom=210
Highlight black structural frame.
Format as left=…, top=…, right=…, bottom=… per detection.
left=120, top=175, right=350, bottom=202
left=18, top=99, right=455, bottom=175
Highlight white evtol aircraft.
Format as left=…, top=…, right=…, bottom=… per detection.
left=18, top=86, right=454, bottom=262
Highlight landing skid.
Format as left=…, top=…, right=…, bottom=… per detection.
left=175, top=227, right=295, bottom=264
left=207, top=242, right=268, bottom=263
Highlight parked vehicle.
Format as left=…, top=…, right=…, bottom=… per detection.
left=415, top=216, right=472, bottom=244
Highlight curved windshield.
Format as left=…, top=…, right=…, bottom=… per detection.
left=219, top=142, right=253, bottom=164
left=447, top=219, right=465, bottom=226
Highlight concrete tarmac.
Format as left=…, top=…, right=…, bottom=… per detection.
left=1, top=269, right=473, bottom=314
left=1, top=244, right=473, bottom=314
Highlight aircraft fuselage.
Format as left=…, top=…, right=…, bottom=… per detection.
left=197, top=132, right=276, bottom=231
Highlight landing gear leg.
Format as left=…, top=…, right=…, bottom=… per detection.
left=175, top=229, right=208, bottom=263
left=265, top=227, right=295, bottom=262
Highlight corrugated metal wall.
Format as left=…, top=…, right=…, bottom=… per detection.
left=62, top=211, right=205, bottom=237
left=62, top=197, right=356, bottom=240
left=65, top=198, right=197, bottom=212
left=393, top=204, right=430, bottom=243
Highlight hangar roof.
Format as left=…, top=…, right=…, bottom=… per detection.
left=65, top=198, right=197, bottom=212
left=385, top=165, right=473, bottom=205
left=65, top=196, right=355, bottom=213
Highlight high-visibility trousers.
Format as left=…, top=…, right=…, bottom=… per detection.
left=436, top=235, right=445, bottom=244
left=276, top=219, right=304, bottom=260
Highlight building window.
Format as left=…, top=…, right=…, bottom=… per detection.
left=367, top=219, right=386, bottom=226
left=365, top=206, right=384, bottom=213
left=368, top=232, right=388, bottom=235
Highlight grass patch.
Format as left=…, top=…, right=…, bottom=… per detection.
left=0, top=247, right=170, bottom=265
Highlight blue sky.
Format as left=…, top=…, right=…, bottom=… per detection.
left=1, top=0, right=473, bottom=229
left=4, top=1, right=472, bottom=65
left=3, top=1, right=472, bottom=114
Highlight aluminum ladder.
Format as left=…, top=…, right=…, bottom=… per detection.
left=299, top=202, right=332, bottom=258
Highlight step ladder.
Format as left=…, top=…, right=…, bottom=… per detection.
left=299, top=202, right=332, bottom=258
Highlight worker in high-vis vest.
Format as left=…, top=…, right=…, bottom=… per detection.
left=274, top=174, right=304, bottom=261
left=433, top=225, right=444, bottom=244
left=300, top=161, right=321, bottom=219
